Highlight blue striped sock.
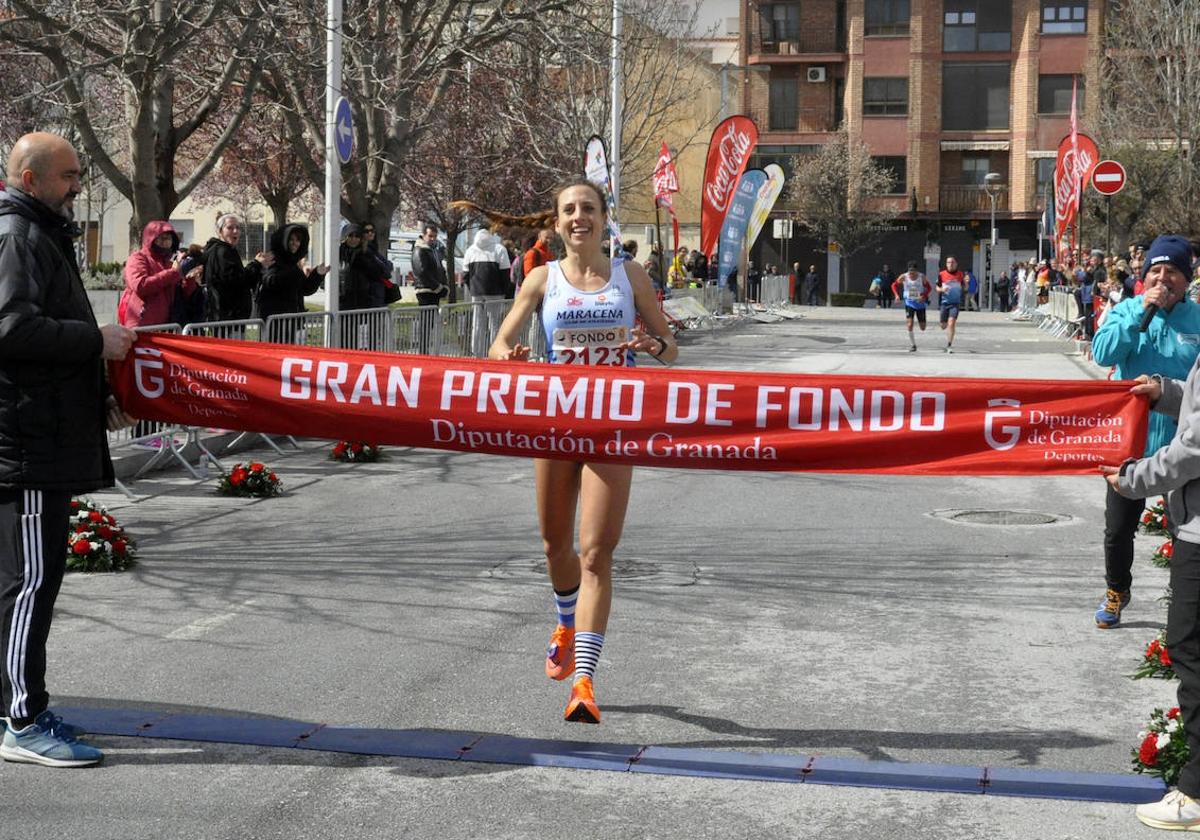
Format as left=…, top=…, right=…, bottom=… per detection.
left=573, top=631, right=605, bottom=683
left=553, top=586, right=578, bottom=629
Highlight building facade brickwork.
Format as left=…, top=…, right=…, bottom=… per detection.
left=741, top=0, right=1103, bottom=285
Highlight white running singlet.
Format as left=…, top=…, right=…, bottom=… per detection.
left=541, top=259, right=636, bottom=367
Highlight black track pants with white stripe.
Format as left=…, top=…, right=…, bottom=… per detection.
left=0, top=488, right=71, bottom=723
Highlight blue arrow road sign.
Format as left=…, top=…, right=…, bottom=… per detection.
left=334, top=97, right=353, bottom=164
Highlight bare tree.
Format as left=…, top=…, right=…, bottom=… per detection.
left=0, top=0, right=271, bottom=245
left=500, top=0, right=720, bottom=208
left=400, top=68, right=558, bottom=301
left=1094, top=1, right=1200, bottom=242
left=265, top=0, right=574, bottom=249
left=191, top=100, right=319, bottom=229
left=788, top=131, right=899, bottom=292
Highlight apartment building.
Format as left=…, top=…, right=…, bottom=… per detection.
left=741, top=0, right=1101, bottom=289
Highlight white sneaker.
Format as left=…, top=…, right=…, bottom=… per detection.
left=1137, top=790, right=1200, bottom=831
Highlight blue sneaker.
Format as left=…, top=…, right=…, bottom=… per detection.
left=0, top=719, right=102, bottom=767
left=1095, top=588, right=1131, bottom=629
left=34, top=710, right=86, bottom=740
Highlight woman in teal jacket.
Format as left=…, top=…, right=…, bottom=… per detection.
left=1091, top=234, right=1200, bottom=628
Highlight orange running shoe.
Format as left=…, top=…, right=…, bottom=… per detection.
left=564, top=676, right=601, bottom=724
left=545, top=624, right=575, bottom=680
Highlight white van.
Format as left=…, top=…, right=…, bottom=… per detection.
left=388, top=228, right=466, bottom=283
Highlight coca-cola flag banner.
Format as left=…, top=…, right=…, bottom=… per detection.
left=744, top=163, right=786, bottom=255
left=111, top=333, right=1147, bottom=476
left=583, top=135, right=623, bottom=250
left=717, top=168, right=767, bottom=285
left=653, top=141, right=682, bottom=254
left=700, top=115, right=758, bottom=259
left=1054, top=134, right=1097, bottom=264
left=652, top=141, right=679, bottom=200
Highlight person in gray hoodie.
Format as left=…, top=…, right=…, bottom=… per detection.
left=1103, top=235, right=1200, bottom=832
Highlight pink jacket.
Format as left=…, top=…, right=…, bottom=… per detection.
left=119, top=220, right=184, bottom=327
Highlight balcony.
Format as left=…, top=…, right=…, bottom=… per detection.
left=939, top=184, right=1009, bottom=214
left=749, top=31, right=847, bottom=62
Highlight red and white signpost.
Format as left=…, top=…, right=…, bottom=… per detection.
left=1092, top=160, right=1127, bottom=253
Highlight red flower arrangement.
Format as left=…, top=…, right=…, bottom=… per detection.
left=1142, top=498, right=1170, bottom=536
left=1133, top=707, right=1188, bottom=784
left=66, top=497, right=136, bottom=572
left=216, top=461, right=282, bottom=498
left=331, top=441, right=382, bottom=463
left=1133, top=631, right=1176, bottom=680
left=1152, top=540, right=1174, bottom=569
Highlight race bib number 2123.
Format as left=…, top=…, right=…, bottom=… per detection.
left=552, top=326, right=629, bottom=366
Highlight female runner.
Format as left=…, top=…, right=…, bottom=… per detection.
left=462, top=179, right=678, bottom=722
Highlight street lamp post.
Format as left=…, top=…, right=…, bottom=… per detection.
left=983, top=172, right=1004, bottom=312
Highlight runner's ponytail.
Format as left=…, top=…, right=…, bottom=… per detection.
left=448, top=200, right=555, bottom=232
left=450, top=179, right=608, bottom=232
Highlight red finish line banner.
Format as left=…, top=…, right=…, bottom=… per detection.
left=109, top=333, right=1148, bottom=475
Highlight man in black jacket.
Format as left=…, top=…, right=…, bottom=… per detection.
left=202, top=214, right=273, bottom=321
left=412, top=223, right=448, bottom=306
left=0, top=133, right=136, bottom=768
left=411, top=224, right=448, bottom=353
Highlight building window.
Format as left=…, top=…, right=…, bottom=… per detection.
left=863, top=77, right=908, bottom=116
left=751, top=144, right=823, bottom=180
left=834, top=76, right=846, bottom=128
left=943, top=1, right=1011, bottom=52
left=1041, top=2, right=1086, bottom=34
left=873, top=156, right=907, bottom=194
left=865, top=0, right=910, bottom=36
left=960, top=154, right=992, bottom=185
left=942, top=62, right=1011, bottom=129
left=1034, top=158, right=1056, bottom=197
left=759, top=3, right=801, bottom=43
left=1038, top=75, right=1084, bottom=114
left=769, top=76, right=799, bottom=131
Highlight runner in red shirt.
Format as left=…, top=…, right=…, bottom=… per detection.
left=936, top=255, right=966, bottom=353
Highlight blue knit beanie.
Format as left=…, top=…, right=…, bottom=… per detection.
left=1144, top=235, right=1193, bottom=279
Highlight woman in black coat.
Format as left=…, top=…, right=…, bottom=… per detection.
left=258, top=224, right=327, bottom=343
left=202, top=213, right=273, bottom=321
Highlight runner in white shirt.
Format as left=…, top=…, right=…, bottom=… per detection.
left=890, top=260, right=932, bottom=352
left=465, top=180, right=678, bottom=726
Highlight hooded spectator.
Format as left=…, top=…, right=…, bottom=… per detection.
left=464, top=229, right=512, bottom=299
left=119, top=220, right=200, bottom=327
left=257, top=223, right=327, bottom=324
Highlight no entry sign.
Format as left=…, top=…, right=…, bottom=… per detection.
left=1091, top=160, right=1127, bottom=196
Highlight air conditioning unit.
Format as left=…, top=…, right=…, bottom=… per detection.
left=807, top=66, right=827, bottom=83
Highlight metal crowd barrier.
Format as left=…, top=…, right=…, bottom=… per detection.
left=1009, top=278, right=1041, bottom=321
left=337, top=307, right=396, bottom=352
left=262, top=311, right=332, bottom=347
left=439, top=302, right=475, bottom=358
left=1036, top=288, right=1084, bottom=339
left=392, top=304, right=441, bottom=355
left=759, top=275, right=790, bottom=308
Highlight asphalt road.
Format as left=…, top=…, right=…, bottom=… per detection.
left=1, top=306, right=1178, bottom=840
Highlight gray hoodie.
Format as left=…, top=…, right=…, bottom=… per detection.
left=1119, top=360, right=1200, bottom=542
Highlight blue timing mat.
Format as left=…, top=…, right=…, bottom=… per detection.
left=56, top=706, right=1165, bottom=804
